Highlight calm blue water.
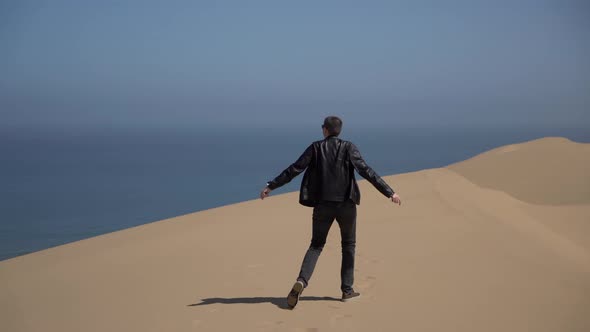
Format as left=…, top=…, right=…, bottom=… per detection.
left=1, top=125, right=588, bottom=261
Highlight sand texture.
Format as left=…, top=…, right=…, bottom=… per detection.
left=1, top=137, right=589, bottom=332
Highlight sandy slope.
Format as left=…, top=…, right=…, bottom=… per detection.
left=448, top=137, right=590, bottom=205
left=1, top=137, right=589, bottom=332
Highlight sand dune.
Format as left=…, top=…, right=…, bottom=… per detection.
left=448, top=137, right=590, bottom=205
left=1, top=137, right=589, bottom=332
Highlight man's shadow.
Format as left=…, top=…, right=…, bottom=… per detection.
left=188, top=296, right=341, bottom=310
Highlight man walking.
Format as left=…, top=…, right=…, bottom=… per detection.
left=260, top=116, right=401, bottom=309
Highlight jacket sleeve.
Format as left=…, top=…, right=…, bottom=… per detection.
left=348, top=142, right=394, bottom=198
left=266, top=144, right=314, bottom=190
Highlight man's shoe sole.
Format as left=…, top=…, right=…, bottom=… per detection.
left=287, top=281, right=304, bottom=309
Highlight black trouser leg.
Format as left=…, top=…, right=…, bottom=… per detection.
left=336, top=200, right=357, bottom=293
left=297, top=202, right=335, bottom=287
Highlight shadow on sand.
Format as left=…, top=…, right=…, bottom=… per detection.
left=188, top=296, right=341, bottom=310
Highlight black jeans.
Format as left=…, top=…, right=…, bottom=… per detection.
left=297, top=199, right=357, bottom=293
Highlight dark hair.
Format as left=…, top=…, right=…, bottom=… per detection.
left=322, top=116, right=343, bottom=136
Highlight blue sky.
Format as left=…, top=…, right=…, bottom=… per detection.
left=1, top=0, right=589, bottom=129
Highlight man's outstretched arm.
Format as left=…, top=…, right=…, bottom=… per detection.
left=260, top=144, right=314, bottom=200
left=349, top=142, right=401, bottom=205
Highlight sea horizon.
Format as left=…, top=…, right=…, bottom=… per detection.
left=1, top=124, right=589, bottom=261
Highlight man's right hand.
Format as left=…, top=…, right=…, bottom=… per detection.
left=260, top=186, right=272, bottom=200
left=391, top=193, right=402, bottom=205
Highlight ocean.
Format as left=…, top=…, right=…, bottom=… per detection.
left=1, top=125, right=589, bottom=261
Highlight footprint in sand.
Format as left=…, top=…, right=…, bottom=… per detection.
left=329, top=313, right=354, bottom=327
left=257, top=321, right=288, bottom=332
left=355, top=275, right=377, bottom=293
left=291, top=328, right=319, bottom=332
left=356, top=254, right=380, bottom=265
left=359, top=275, right=377, bottom=283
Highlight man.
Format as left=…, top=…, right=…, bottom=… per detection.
left=260, top=116, right=401, bottom=309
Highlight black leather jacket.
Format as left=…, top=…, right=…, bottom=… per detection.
left=267, top=135, right=394, bottom=207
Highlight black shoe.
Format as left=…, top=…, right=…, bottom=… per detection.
left=341, top=290, right=361, bottom=302
left=287, top=281, right=305, bottom=309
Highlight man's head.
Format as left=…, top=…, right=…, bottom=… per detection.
left=322, top=116, right=343, bottom=137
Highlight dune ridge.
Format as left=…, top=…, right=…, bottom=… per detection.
left=1, top=137, right=589, bottom=332
left=448, top=137, right=590, bottom=205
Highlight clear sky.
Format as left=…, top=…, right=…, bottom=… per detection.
left=1, top=0, right=589, bottom=130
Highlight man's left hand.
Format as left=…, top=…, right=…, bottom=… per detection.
left=260, top=186, right=272, bottom=200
